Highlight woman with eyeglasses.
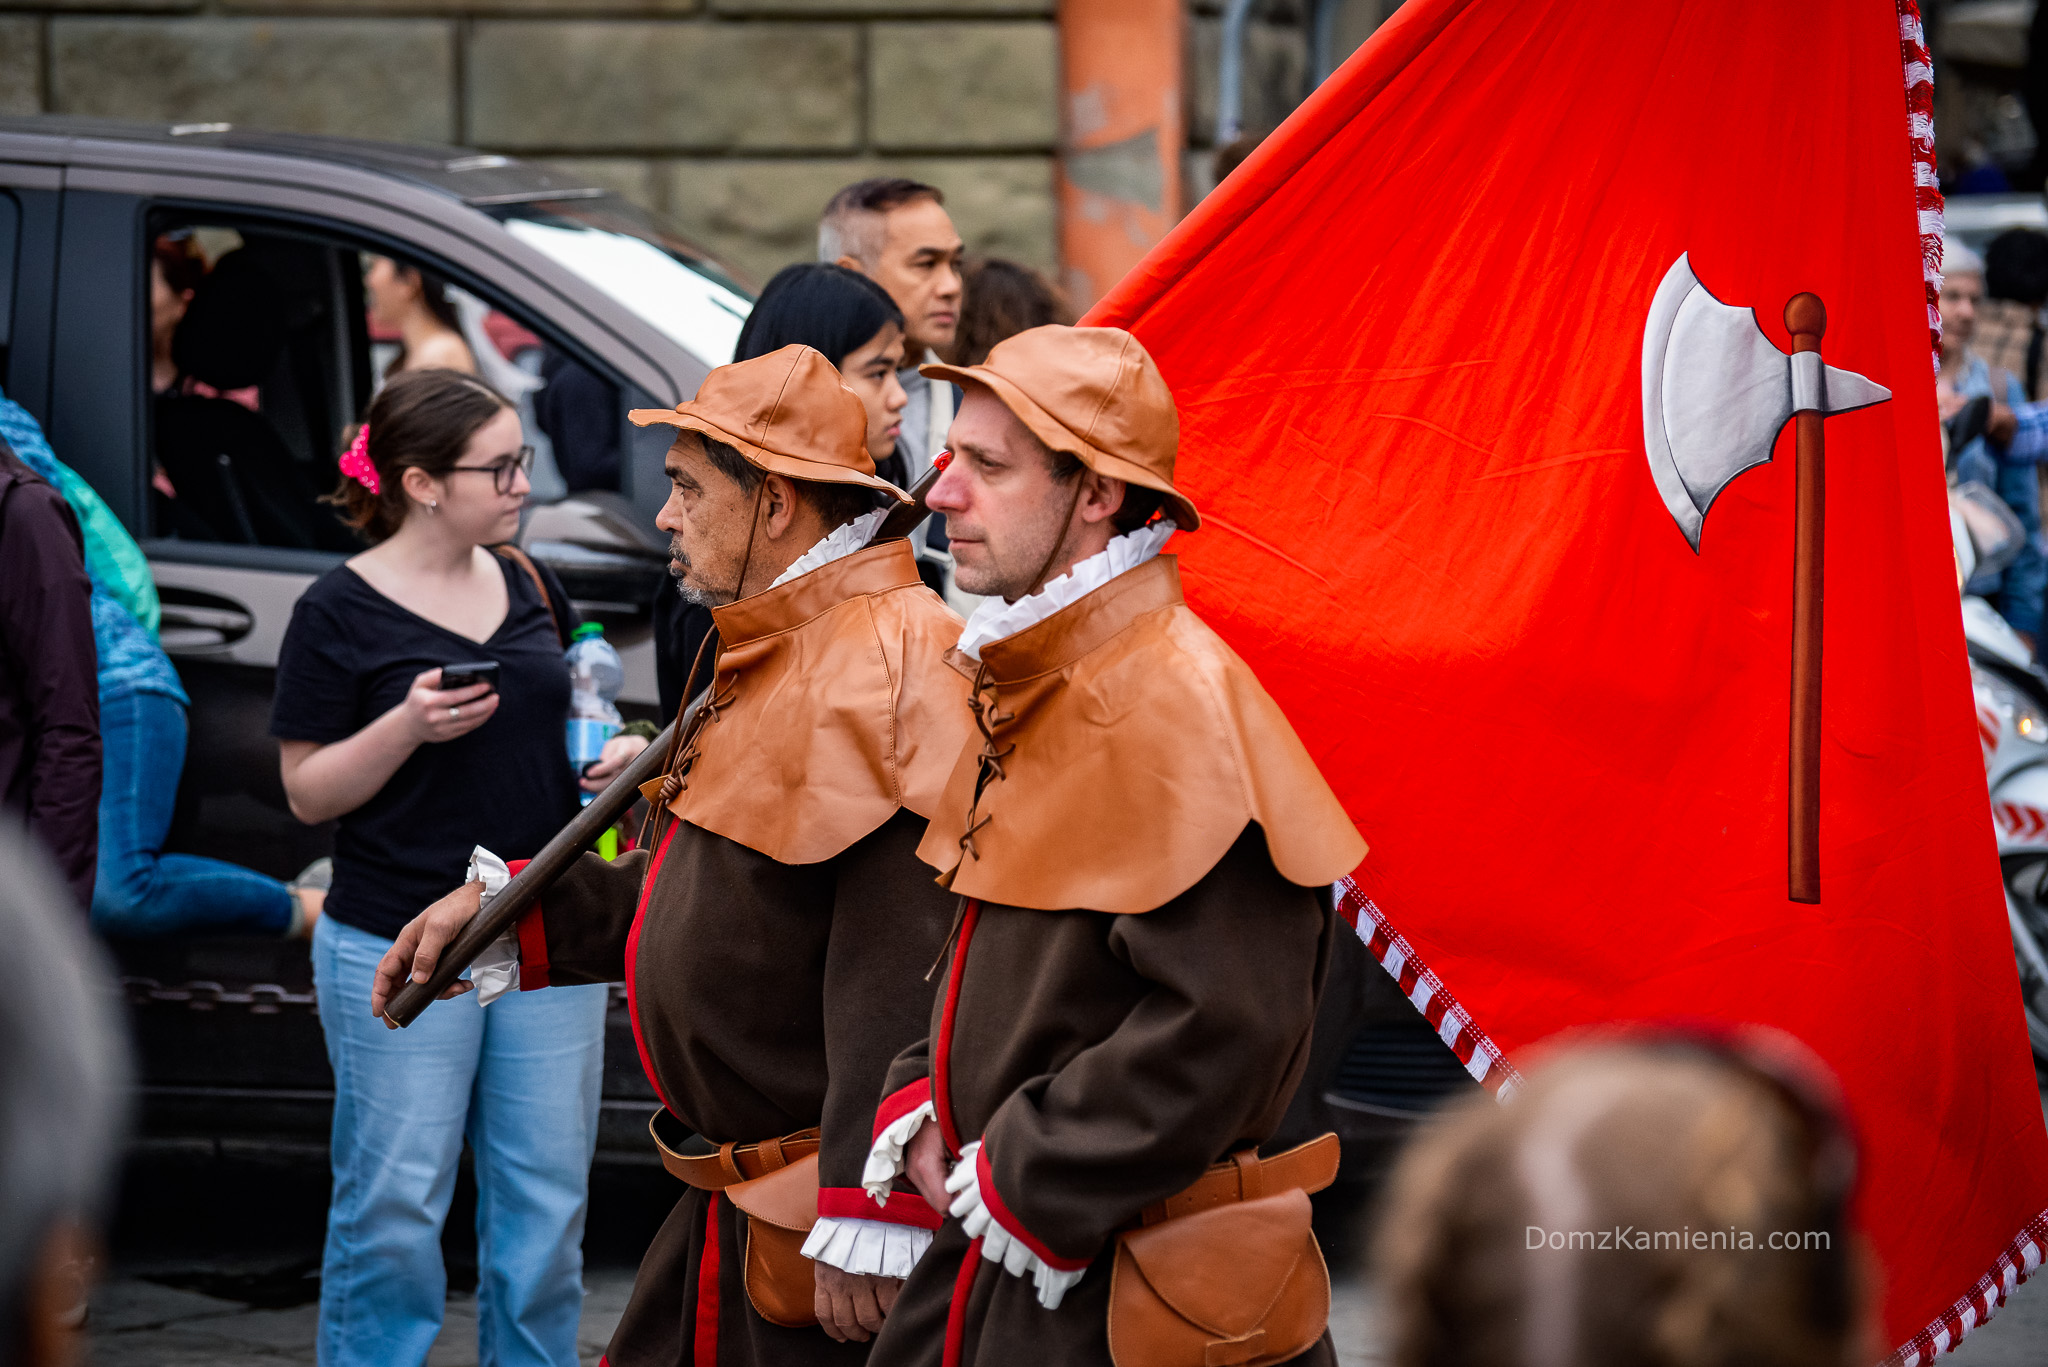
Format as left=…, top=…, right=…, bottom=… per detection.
left=271, top=368, right=604, bottom=1367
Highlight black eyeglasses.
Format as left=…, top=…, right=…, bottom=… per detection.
left=444, top=446, right=535, bottom=495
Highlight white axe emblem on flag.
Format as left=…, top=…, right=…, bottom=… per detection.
left=1642, top=253, right=1891, bottom=550
left=1637, top=252, right=1893, bottom=906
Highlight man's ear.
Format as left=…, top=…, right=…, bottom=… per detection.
left=760, top=473, right=800, bottom=538
left=1077, top=472, right=1127, bottom=526
left=834, top=254, right=868, bottom=276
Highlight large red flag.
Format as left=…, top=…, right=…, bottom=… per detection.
left=1088, top=1, right=2048, bottom=1360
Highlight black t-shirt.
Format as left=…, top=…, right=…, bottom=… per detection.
left=271, top=552, right=581, bottom=940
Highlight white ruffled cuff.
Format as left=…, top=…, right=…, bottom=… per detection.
left=466, top=847, right=520, bottom=1006
left=862, top=1099, right=936, bottom=1202
left=945, top=1141, right=1086, bottom=1310
left=801, top=1216, right=932, bottom=1277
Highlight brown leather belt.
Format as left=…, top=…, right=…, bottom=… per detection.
left=648, top=1109, right=820, bottom=1191
left=1131, top=1132, right=1340, bottom=1228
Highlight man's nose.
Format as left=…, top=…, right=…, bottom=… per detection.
left=925, top=463, right=968, bottom=512
left=656, top=497, right=686, bottom=534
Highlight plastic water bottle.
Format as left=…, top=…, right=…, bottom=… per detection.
left=565, top=622, right=624, bottom=806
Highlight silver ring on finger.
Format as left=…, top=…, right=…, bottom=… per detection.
left=449, top=705, right=460, bottom=719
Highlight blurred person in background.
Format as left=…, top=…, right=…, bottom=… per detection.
left=149, top=235, right=204, bottom=397
left=1978, top=228, right=2048, bottom=401
left=1374, top=1030, right=1872, bottom=1367
left=0, top=823, right=130, bottom=1367
left=0, top=418, right=98, bottom=913
left=819, top=179, right=963, bottom=482
left=951, top=258, right=1073, bottom=369
left=366, top=256, right=477, bottom=378
left=275, top=370, right=602, bottom=1367
left=649, top=262, right=915, bottom=719
left=0, top=392, right=326, bottom=939
left=1939, top=237, right=2046, bottom=647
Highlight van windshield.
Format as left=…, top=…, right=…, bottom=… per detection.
left=493, top=198, right=752, bottom=366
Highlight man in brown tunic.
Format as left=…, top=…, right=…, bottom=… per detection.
left=856, top=326, right=1367, bottom=1367
left=372, top=345, right=974, bottom=1365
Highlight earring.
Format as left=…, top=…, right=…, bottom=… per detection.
left=428, top=500, right=439, bottom=515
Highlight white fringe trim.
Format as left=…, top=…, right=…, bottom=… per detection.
left=862, top=1099, right=935, bottom=1202
left=802, top=1215, right=933, bottom=1279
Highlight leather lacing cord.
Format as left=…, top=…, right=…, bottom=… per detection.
left=958, top=660, right=1014, bottom=864
left=949, top=471, right=1083, bottom=865
left=638, top=479, right=767, bottom=848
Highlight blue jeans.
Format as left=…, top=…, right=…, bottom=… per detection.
left=312, top=914, right=608, bottom=1367
left=91, top=688, right=294, bottom=936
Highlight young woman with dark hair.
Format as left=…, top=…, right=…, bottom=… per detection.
left=273, top=368, right=603, bottom=1367
left=365, top=255, right=477, bottom=377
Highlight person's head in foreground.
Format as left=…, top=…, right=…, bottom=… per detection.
left=632, top=344, right=909, bottom=608
left=1375, top=1028, right=1873, bottom=1367
left=0, top=825, right=129, bottom=1367
left=922, top=324, right=1198, bottom=603
left=818, top=178, right=964, bottom=357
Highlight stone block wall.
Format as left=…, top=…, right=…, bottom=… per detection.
left=0, top=0, right=1388, bottom=288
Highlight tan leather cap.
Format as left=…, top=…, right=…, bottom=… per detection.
left=923, top=324, right=1198, bottom=530
left=628, top=344, right=910, bottom=502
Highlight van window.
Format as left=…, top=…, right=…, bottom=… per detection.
left=145, top=214, right=622, bottom=550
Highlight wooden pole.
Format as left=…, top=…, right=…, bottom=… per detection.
left=1786, top=293, right=1826, bottom=904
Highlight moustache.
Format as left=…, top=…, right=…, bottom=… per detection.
left=668, top=539, right=690, bottom=578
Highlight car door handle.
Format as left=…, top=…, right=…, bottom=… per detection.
left=158, top=588, right=254, bottom=654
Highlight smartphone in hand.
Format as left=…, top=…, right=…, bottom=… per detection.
left=440, top=661, right=501, bottom=694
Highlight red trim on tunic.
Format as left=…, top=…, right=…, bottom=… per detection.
left=623, top=822, right=680, bottom=1111
left=872, top=1077, right=933, bottom=1142
left=932, top=899, right=981, bottom=1159
left=514, top=909, right=552, bottom=991
left=942, top=1236, right=983, bottom=1367
left=973, top=1143, right=1092, bottom=1272
left=818, top=1185, right=942, bottom=1230
left=498, top=859, right=552, bottom=991
left=694, top=1191, right=721, bottom=1364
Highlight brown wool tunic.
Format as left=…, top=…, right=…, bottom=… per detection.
left=515, top=540, right=972, bottom=1367
left=866, top=556, right=1366, bottom=1367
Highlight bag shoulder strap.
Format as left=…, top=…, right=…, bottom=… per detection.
left=494, top=543, right=567, bottom=648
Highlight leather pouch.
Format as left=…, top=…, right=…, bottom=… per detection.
left=723, top=1152, right=822, bottom=1329
left=1107, top=1188, right=1329, bottom=1367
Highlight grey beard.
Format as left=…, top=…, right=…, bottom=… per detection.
left=669, top=562, right=732, bottom=609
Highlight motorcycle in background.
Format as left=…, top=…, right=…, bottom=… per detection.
left=1953, top=463, right=2048, bottom=1065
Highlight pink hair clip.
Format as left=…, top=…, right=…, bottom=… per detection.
left=339, top=425, right=379, bottom=495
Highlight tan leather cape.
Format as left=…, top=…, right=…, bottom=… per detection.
left=918, top=554, right=1366, bottom=912
left=664, top=537, right=972, bottom=865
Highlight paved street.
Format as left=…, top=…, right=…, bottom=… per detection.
left=79, top=1259, right=2048, bottom=1366
left=83, top=1269, right=1388, bottom=1367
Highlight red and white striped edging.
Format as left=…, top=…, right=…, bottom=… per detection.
left=1333, top=876, right=1523, bottom=1098
left=1899, top=0, right=1942, bottom=376
left=1887, top=9, right=2048, bottom=1363
left=1884, top=1214, right=2048, bottom=1367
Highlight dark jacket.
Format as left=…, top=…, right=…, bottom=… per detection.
left=0, top=441, right=101, bottom=909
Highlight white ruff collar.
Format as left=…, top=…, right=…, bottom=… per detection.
left=767, top=506, right=889, bottom=591
left=956, top=520, right=1177, bottom=662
